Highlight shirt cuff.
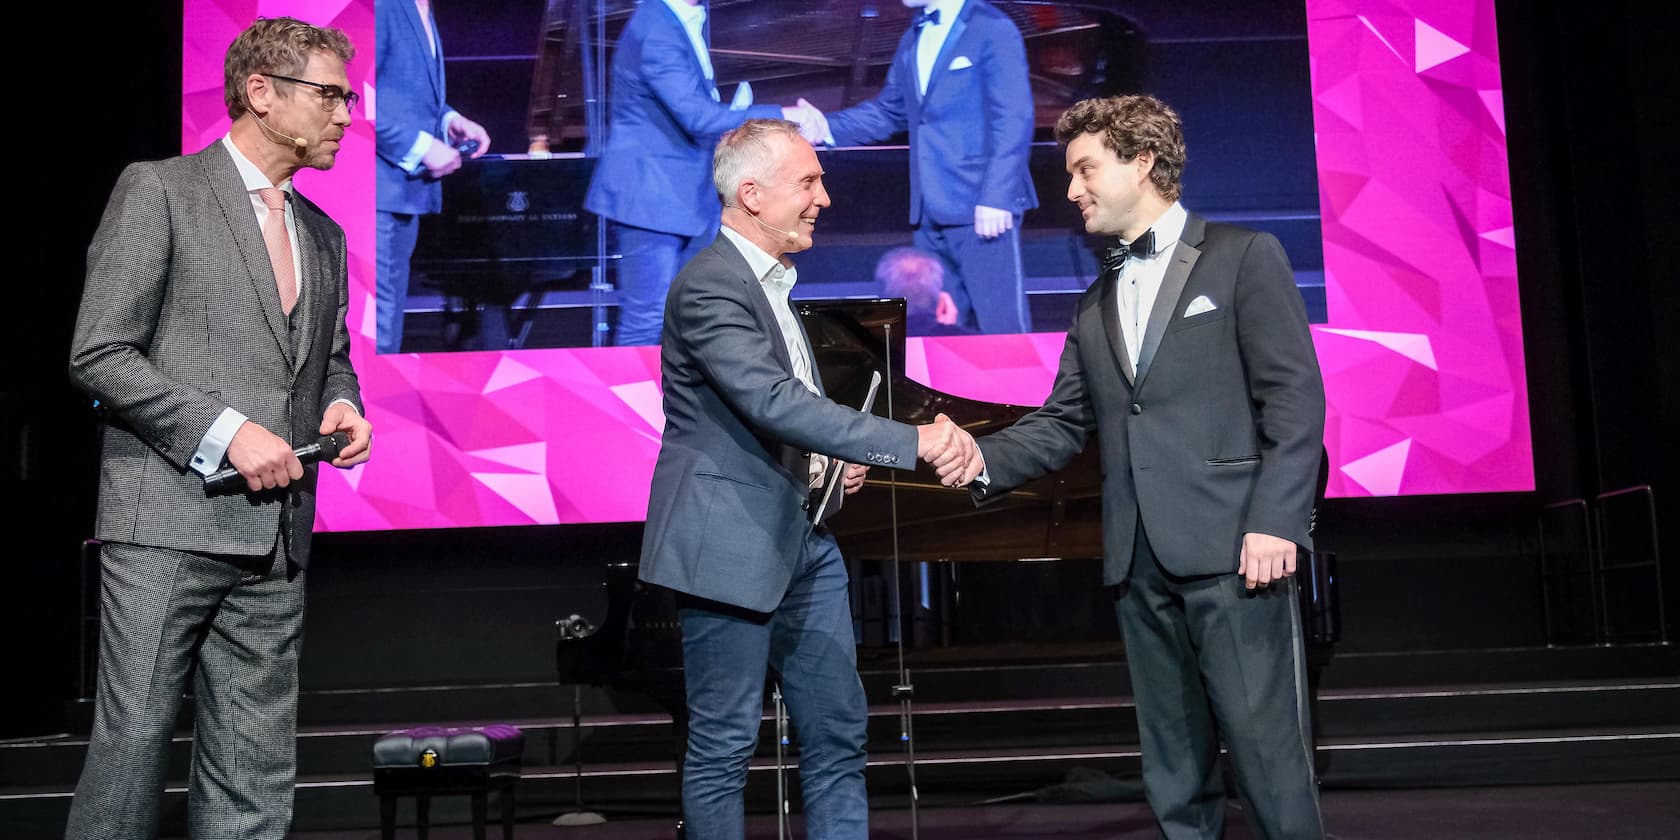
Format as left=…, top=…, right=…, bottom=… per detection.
left=190, top=407, right=247, bottom=476
left=399, top=131, right=436, bottom=174
left=329, top=398, right=360, bottom=414
left=975, top=467, right=990, bottom=487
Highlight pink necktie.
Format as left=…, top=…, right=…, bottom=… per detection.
left=259, top=188, right=298, bottom=315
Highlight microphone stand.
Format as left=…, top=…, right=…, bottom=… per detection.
left=553, top=615, right=605, bottom=827
left=882, top=322, right=921, bottom=839
left=774, top=684, right=791, bottom=840
left=552, top=680, right=606, bottom=826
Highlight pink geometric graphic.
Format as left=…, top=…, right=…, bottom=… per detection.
left=1306, top=0, right=1532, bottom=497
left=183, top=0, right=1532, bottom=532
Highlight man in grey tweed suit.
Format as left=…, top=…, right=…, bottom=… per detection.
left=64, top=17, right=372, bottom=839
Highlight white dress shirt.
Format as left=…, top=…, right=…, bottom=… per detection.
left=976, top=202, right=1189, bottom=489
left=915, top=0, right=967, bottom=96
left=1115, top=201, right=1189, bottom=366
left=720, top=226, right=818, bottom=395
left=663, top=0, right=716, bottom=86
left=720, top=225, right=828, bottom=486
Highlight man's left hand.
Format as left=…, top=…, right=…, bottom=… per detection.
left=842, top=463, right=869, bottom=495
left=935, top=291, right=960, bottom=326
left=320, top=402, right=372, bottom=468
left=974, top=205, right=1015, bottom=239
left=1238, top=532, right=1298, bottom=590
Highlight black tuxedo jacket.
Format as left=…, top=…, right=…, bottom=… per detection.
left=973, top=213, right=1325, bottom=582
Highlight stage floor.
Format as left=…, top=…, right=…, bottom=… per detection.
left=256, top=780, right=1679, bottom=839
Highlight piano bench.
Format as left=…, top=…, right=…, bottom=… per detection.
left=372, top=724, right=525, bottom=840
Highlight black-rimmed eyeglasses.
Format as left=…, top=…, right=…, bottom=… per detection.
left=265, top=73, right=359, bottom=114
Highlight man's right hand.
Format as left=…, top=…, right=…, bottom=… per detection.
left=783, top=98, right=830, bottom=145
left=226, top=421, right=304, bottom=493
left=420, top=137, right=463, bottom=179
left=917, top=413, right=978, bottom=487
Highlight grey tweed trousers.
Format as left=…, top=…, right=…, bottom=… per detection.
left=66, top=540, right=306, bottom=840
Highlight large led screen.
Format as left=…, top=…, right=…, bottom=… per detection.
left=183, top=0, right=1532, bottom=531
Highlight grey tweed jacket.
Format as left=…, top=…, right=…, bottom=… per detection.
left=68, top=141, right=362, bottom=568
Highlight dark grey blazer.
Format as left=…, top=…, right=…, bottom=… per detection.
left=972, top=213, right=1325, bottom=582
left=68, top=141, right=362, bottom=568
left=639, top=236, right=919, bottom=613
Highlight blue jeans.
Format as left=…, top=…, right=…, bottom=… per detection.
left=376, top=211, right=421, bottom=354
left=676, top=529, right=869, bottom=840
left=613, top=222, right=714, bottom=346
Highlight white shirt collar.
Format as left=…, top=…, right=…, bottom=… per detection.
left=720, top=224, right=796, bottom=288
left=921, top=0, right=965, bottom=26
left=220, top=134, right=293, bottom=195
left=1132, top=200, right=1187, bottom=256
left=661, top=0, right=706, bottom=31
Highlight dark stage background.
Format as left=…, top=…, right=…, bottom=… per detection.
left=5, top=2, right=1677, bottom=740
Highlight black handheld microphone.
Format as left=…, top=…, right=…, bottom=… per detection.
left=422, top=139, right=481, bottom=182
left=204, top=432, right=350, bottom=494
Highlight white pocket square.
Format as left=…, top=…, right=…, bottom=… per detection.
left=948, top=56, right=974, bottom=71
left=1183, top=295, right=1217, bottom=317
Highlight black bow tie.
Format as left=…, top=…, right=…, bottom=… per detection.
left=1101, top=229, right=1156, bottom=274
left=915, top=8, right=941, bottom=31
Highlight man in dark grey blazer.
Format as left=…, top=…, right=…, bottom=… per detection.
left=949, top=96, right=1327, bottom=838
left=65, top=17, right=371, bottom=839
left=641, top=118, right=973, bottom=839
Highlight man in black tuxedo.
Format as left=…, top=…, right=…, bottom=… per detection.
left=950, top=95, right=1327, bottom=839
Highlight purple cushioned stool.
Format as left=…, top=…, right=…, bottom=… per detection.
left=373, top=724, right=525, bottom=839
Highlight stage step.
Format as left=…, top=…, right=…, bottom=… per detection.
left=6, top=669, right=1676, bottom=834
left=6, top=723, right=1676, bottom=835
left=10, top=679, right=1675, bottom=791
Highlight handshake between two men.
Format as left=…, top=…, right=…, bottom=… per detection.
left=834, top=414, right=986, bottom=499
left=917, top=413, right=986, bottom=488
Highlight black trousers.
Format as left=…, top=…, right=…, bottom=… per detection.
left=1115, top=521, right=1325, bottom=840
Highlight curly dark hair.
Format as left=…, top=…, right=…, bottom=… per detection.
left=1053, top=95, right=1186, bottom=201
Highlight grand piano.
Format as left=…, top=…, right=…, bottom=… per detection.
left=558, top=299, right=1341, bottom=786
left=522, top=0, right=1332, bottom=763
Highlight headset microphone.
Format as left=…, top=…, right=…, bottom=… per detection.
left=250, top=110, right=308, bottom=149
left=753, top=214, right=800, bottom=245
left=729, top=203, right=800, bottom=244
